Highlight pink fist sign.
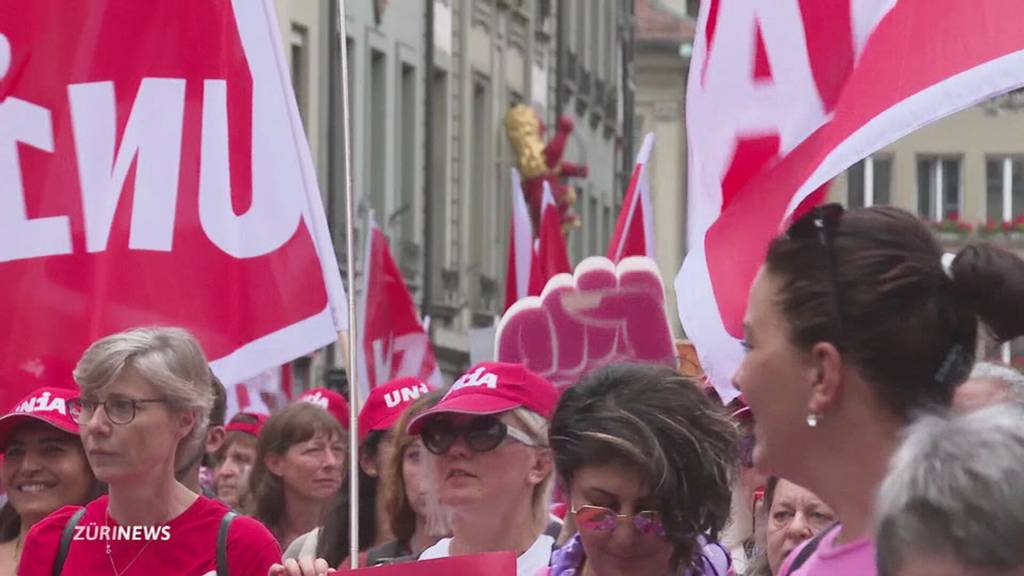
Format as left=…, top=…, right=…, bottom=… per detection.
left=495, top=256, right=676, bottom=389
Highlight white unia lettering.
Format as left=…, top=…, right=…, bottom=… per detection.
left=68, top=78, right=186, bottom=253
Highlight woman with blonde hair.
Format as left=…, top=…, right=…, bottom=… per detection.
left=407, top=362, right=558, bottom=576
left=19, top=326, right=280, bottom=576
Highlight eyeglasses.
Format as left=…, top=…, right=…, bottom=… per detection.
left=68, top=397, right=168, bottom=426
left=420, top=415, right=538, bottom=455
left=785, top=203, right=846, bottom=343
left=572, top=505, right=666, bottom=538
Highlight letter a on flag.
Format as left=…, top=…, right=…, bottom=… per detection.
left=357, top=213, right=441, bottom=404
left=0, top=0, right=347, bottom=411
left=678, top=0, right=1024, bottom=402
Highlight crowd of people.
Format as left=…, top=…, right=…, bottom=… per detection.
left=4, top=204, right=1024, bottom=575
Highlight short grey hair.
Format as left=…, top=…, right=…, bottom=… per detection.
left=74, top=327, right=214, bottom=460
left=967, top=361, right=1024, bottom=398
left=875, top=404, right=1024, bottom=575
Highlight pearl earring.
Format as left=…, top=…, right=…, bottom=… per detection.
left=806, top=414, right=819, bottom=428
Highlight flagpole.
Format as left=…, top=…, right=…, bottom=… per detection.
left=336, top=0, right=361, bottom=568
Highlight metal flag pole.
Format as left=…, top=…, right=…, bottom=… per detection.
left=335, top=0, right=361, bottom=568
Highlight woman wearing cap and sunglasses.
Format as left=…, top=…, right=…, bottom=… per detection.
left=406, top=362, right=558, bottom=576
left=0, top=387, right=102, bottom=574
left=734, top=205, right=1024, bottom=576
left=546, top=363, right=736, bottom=576
left=18, top=327, right=281, bottom=576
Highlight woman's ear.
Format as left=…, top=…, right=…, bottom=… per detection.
left=527, top=447, right=554, bottom=486
left=264, top=452, right=285, bottom=477
left=807, top=341, right=844, bottom=416
left=360, top=450, right=379, bottom=478
left=176, top=408, right=197, bottom=441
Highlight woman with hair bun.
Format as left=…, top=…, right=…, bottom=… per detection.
left=734, top=205, right=1024, bottom=576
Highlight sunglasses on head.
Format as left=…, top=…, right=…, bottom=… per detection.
left=420, top=415, right=538, bottom=455
left=572, top=505, right=667, bottom=538
left=785, top=203, right=846, bottom=342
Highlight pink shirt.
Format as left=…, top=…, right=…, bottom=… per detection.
left=778, top=524, right=875, bottom=576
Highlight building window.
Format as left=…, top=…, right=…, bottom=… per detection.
left=986, top=157, right=1024, bottom=222
left=470, top=78, right=493, bottom=283
left=429, top=67, right=449, bottom=299
left=290, top=24, right=309, bottom=127
left=917, top=156, right=961, bottom=220
left=398, top=64, right=417, bottom=246
left=847, top=156, right=892, bottom=208
left=369, top=50, right=388, bottom=220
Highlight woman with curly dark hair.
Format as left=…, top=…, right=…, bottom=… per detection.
left=545, top=363, right=738, bottom=576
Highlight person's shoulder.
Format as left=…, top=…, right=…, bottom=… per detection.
left=226, top=513, right=277, bottom=545
left=417, top=537, right=452, bottom=560
left=19, top=499, right=103, bottom=576
left=224, top=513, right=282, bottom=576
left=282, top=526, right=320, bottom=560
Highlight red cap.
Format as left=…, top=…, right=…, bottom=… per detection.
left=358, top=377, right=432, bottom=443
left=298, top=388, right=350, bottom=430
left=225, top=412, right=269, bottom=438
left=407, top=362, right=558, bottom=435
left=0, top=388, right=81, bottom=451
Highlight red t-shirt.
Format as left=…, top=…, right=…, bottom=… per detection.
left=18, top=495, right=281, bottom=576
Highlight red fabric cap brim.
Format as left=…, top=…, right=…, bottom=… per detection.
left=0, top=414, right=79, bottom=452
left=406, top=395, right=522, bottom=435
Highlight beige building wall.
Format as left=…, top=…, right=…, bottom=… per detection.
left=832, top=103, right=1024, bottom=223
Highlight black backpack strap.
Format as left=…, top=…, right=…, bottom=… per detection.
left=783, top=523, right=839, bottom=576
left=217, top=511, right=237, bottom=576
left=53, top=507, right=88, bottom=576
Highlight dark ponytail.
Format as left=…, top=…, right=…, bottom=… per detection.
left=949, top=242, right=1024, bottom=342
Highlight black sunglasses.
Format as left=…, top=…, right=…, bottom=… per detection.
left=785, top=203, right=846, bottom=343
left=420, top=415, right=537, bottom=455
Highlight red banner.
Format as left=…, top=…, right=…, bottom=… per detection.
left=357, top=214, right=440, bottom=401
left=0, top=0, right=346, bottom=410
left=677, top=0, right=1024, bottom=401
left=336, top=552, right=515, bottom=575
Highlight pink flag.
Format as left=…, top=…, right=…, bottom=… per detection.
left=504, top=169, right=542, bottom=311
left=357, top=213, right=441, bottom=402
left=677, top=0, right=1024, bottom=402
left=608, top=133, right=656, bottom=262
left=0, top=0, right=347, bottom=411
left=538, top=182, right=572, bottom=282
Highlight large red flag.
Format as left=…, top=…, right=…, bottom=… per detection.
left=537, top=182, right=572, bottom=282
left=504, top=169, right=543, bottom=311
left=608, top=133, right=656, bottom=262
left=0, top=0, right=347, bottom=411
left=357, top=214, right=441, bottom=403
left=677, top=0, right=1024, bottom=401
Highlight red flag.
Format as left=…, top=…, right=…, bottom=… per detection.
left=504, top=169, right=543, bottom=311
left=357, top=213, right=441, bottom=402
left=677, top=0, right=1024, bottom=401
left=0, top=0, right=347, bottom=412
left=608, top=133, right=656, bottom=262
left=538, top=182, right=572, bottom=282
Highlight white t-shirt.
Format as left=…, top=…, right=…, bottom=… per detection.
left=418, top=534, right=554, bottom=576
